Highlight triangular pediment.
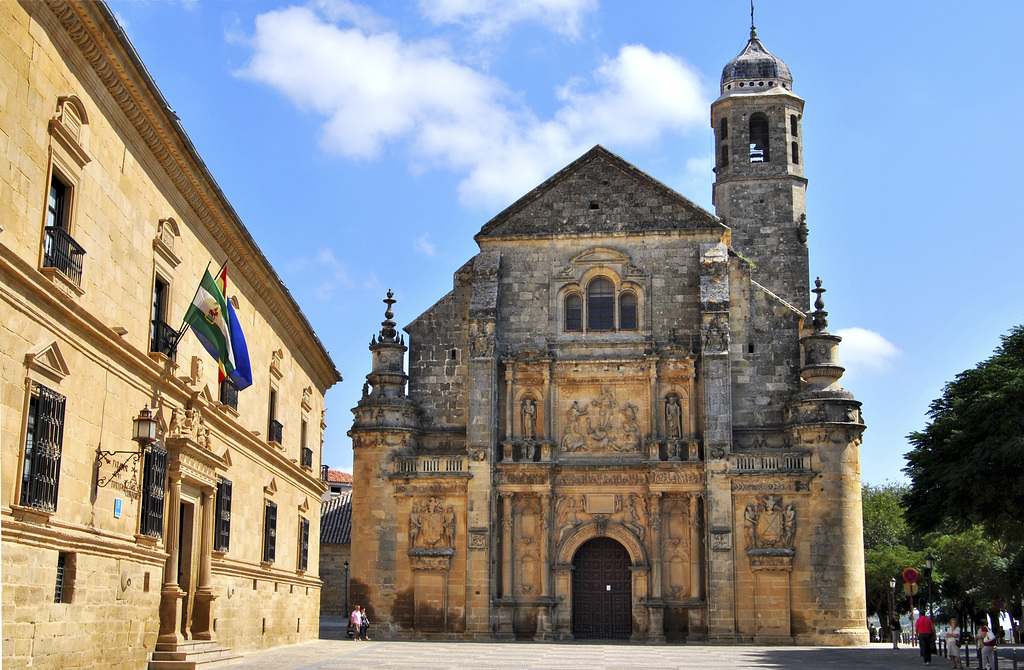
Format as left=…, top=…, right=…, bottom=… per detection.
left=220, top=448, right=233, bottom=467
left=264, top=477, right=278, bottom=496
left=298, top=497, right=310, bottom=513
left=26, top=340, right=70, bottom=383
left=476, top=145, right=723, bottom=240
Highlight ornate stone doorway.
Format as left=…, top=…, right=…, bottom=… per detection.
left=571, top=537, right=631, bottom=639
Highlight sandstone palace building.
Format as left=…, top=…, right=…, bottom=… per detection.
left=350, top=26, right=867, bottom=644
left=1, top=2, right=340, bottom=668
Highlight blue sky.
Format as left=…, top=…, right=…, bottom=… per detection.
left=106, top=0, right=1024, bottom=484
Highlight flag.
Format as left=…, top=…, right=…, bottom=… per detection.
left=215, top=264, right=253, bottom=391
left=184, top=268, right=236, bottom=383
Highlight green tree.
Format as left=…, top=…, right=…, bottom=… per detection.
left=904, top=325, right=1024, bottom=543
left=862, top=484, right=923, bottom=627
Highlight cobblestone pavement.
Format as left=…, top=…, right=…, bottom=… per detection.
left=226, top=637, right=1023, bottom=670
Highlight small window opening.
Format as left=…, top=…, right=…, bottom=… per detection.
left=54, top=552, right=74, bottom=603
left=589, top=200, right=599, bottom=210
left=790, top=114, right=798, bottom=137
left=748, top=343, right=755, bottom=354
left=450, top=348, right=457, bottom=360
left=619, top=292, right=638, bottom=331
left=749, top=114, right=770, bottom=163
left=720, top=144, right=729, bottom=167
left=587, top=278, right=614, bottom=331
left=565, top=294, right=583, bottom=332
left=720, top=117, right=728, bottom=139
left=791, top=141, right=799, bottom=165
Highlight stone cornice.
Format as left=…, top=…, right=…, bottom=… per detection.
left=44, top=0, right=340, bottom=391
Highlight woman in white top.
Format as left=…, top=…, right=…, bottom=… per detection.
left=979, top=625, right=996, bottom=670
left=945, top=618, right=962, bottom=668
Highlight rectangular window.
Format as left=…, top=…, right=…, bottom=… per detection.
left=21, top=383, right=66, bottom=512
left=219, top=378, right=238, bottom=411
left=54, top=552, right=75, bottom=603
left=263, top=500, right=277, bottom=563
left=150, top=277, right=176, bottom=357
left=268, top=389, right=282, bottom=445
left=139, top=443, right=167, bottom=538
left=300, top=419, right=312, bottom=468
left=298, top=516, right=309, bottom=571
left=42, top=173, right=85, bottom=287
left=565, top=295, right=583, bottom=332
left=790, top=114, right=798, bottom=137
left=215, top=478, right=232, bottom=552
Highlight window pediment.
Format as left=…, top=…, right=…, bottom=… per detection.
left=26, top=340, right=70, bottom=383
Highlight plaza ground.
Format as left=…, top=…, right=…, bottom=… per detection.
left=219, top=617, right=1023, bottom=670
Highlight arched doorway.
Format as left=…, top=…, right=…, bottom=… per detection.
left=571, top=537, right=631, bottom=639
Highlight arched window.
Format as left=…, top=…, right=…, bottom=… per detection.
left=587, top=278, right=614, bottom=331
left=619, top=292, right=637, bottom=331
left=565, top=294, right=582, bottom=332
left=749, top=113, right=769, bottom=163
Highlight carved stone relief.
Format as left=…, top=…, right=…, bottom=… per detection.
left=469, top=320, right=495, bottom=358
left=409, top=497, right=456, bottom=552
left=743, top=495, right=795, bottom=551
left=559, top=386, right=643, bottom=453
left=168, top=405, right=211, bottom=448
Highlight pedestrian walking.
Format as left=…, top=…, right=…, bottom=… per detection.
left=979, top=625, right=996, bottom=670
left=350, top=604, right=363, bottom=640
left=916, top=611, right=936, bottom=665
left=360, top=606, right=371, bottom=641
left=946, top=618, right=963, bottom=669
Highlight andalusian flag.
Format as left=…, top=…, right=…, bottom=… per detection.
left=184, top=269, right=236, bottom=383
left=215, top=264, right=252, bottom=390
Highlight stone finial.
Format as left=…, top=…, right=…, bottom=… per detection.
left=379, top=290, right=398, bottom=342
left=811, top=277, right=828, bottom=332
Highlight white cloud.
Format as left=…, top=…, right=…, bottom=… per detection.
left=240, top=6, right=710, bottom=208
left=835, top=327, right=900, bottom=373
left=418, top=0, right=597, bottom=39
left=416, top=234, right=437, bottom=257
left=288, top=247, right=354, bottom=301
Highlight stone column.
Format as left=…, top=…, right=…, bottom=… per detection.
left=497, top=492, right=515, bottom=639
left=647, top=492, right=666, bottom=642
left=190, top=486, right=217, bottom=640
left=157, top=473, right=185, bottom=647
left=504, top=368, right=514, bottom=441
left=688, top=494, right=705, bottom=636
left=535, top=493, right=553, bottom=640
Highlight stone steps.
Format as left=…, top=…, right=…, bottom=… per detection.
left=149, top=640, right=242, bottom=669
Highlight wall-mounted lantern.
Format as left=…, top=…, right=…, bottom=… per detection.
left=97, top=405, right=158, bottom=500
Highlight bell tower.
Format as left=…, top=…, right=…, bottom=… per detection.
left=711, top=20, right=808, bottom=309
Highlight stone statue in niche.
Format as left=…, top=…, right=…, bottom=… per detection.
left=665, top=395, right=682, bottom=438
left=410, top=497, right=454, bottom=550
left=744, top=495, right=796, bottom=551
left=521, top=397, right=537, bottom=440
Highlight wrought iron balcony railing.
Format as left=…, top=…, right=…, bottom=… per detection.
left=301, top=447, right=313, bottom=469
left=219, top=379, right=238, bottom=410
left=43, top=226, right=85, bottom=287
left=268, top=419, right=283, bottom=445
left=150, top=319, right=177, bottom=358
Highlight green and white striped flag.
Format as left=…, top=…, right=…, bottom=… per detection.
left=184, top=269, right=235, bottom=377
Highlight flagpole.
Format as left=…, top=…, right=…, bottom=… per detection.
left=171, top=261, right=212, bottom=351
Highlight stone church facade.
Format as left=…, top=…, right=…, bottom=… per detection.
left=349, top=27, right=866, bottom=644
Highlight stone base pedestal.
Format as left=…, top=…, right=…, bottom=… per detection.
left=157, top=584, right=186, bottom=646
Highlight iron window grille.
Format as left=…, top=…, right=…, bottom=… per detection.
left=139, top=443, right=167, bottom=538
left=21, top=383, right=66, bottom=512
left=301, top=447, right=313, bottom=469
left=54, top=552, right=66, bottom=603
left=298, top=516, right=309, bottom=571
left=215, top=478, right=232, bottom=552
left=263, top=500, right=277, bottom=563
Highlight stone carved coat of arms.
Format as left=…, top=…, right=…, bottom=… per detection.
left=409, top=497, right=456, bottom=551
left=743, top=495, right=795, bottom=551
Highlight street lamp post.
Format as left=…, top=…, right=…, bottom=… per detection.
left=890, top=576, right=898, bottom=649
left=924, top=553, right=935, bottom=619
left=343, top=560, right=350, bottom=615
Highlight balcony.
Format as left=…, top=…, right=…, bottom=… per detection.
left=219, top=379, right=238, bottom=411
left=301, top=446, right=313, bottom=469
left=150, top=319, right=177, bottom=359
left=268, top=419, right=283, bottom=446
left=43, top=226, right=85, bottom=287
left=395, top=455, right=467, bottom=475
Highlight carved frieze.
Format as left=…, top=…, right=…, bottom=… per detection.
left=393, top=480, right=467, bottom=495
left=649, top=469, right=703, bottom=486
left=496, top=469, right=551, bottom=486
left=554, top=471, right=648, bottom=487
left=559, top=387, right=643, bottom=454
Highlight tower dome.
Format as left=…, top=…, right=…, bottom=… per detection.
left=720, top=27, right=792, bottom=95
